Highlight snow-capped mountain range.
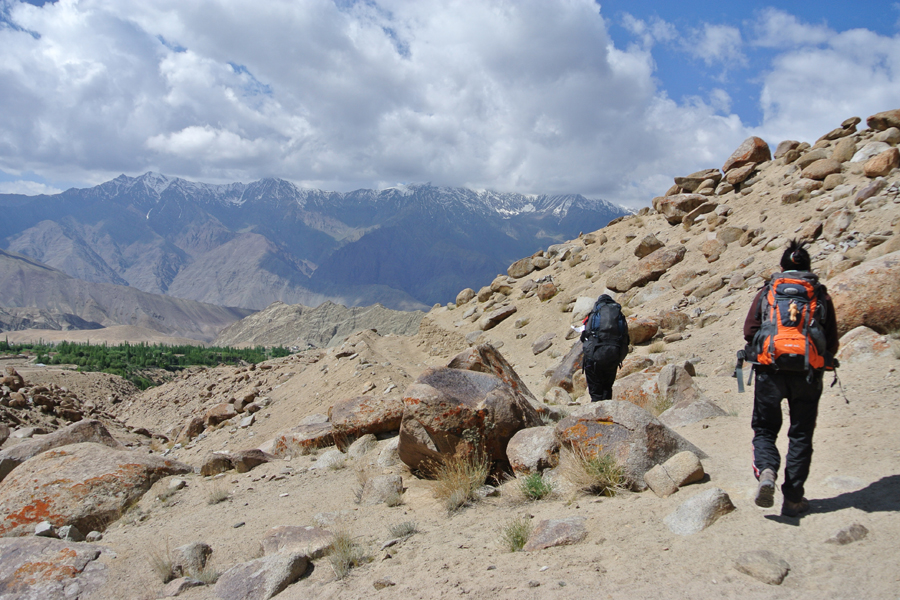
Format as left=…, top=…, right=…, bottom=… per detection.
left=0, top=172, right=630, bottom=311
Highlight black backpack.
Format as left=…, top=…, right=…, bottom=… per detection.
left=581, top=295, right=629, bottom=367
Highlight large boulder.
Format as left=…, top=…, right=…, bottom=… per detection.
left=270, top=422, right=334, bottom=458
left=674, top=168, right=722, bottom=191
left=554, top=401, right=704, bottom=490
left=864, top=148, right=900, bottom=178
left=398, top=367, right=541, bottom=473
left=205, top=403, right=237, bottom=427
left=260, top=526, right=334, bottom=559
left=0, top=420, right=122, bottom=483
left=867, top=109, right=900, bottom=131
left=627, top=316, right=659, bottom=344
left=801, top=158, right=842, bottom=180
left=0, top=537, right=108, bottom=599
left=659, top=397, right=728, bottom=428
left=836, top=326, right=895, bottom=363
left=545, top=342, right=584, bottom=394
left=653, top=195, right=708, bottom=225
left=507, top=257, right=536, bottom=279
left=329, top=395, right=404, bottom=449
left=0, top=442, right=191, bottom=537
left=634, top=234, right=664, bottom=258
left=448, top=344, right=537, bottom=403
left=723, top=137, right=771, bottom=173
left=506, top=426, right=559, bottom=475
left=606, top=246, right=686, bottom=292
left=828, top=251, right=900, bottom=336
left=214, top=553, right=308, bottom=600
left=477, top=305, right=517, bottom=331
left=612, top=372, right=659, bottom=412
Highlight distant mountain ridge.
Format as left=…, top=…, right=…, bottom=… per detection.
left=0, top=173, right=630, bottom=310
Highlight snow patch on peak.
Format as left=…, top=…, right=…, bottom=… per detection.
left=137, top=172, right=172, bottom=195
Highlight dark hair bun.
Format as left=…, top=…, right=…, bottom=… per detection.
left=780, top=239, right=811, bottom=272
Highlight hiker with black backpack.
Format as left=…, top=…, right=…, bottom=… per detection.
left=742, top=239, right=839, bottom=517
left=581, top=294, right=630, bottom=402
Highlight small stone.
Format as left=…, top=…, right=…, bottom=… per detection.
left=34, top=521, right=58, bottom=538
left=825, top=523, right=869, bottom=545
left=373, top=578, right=396, bottom=590
left=664, top=488, right=735, bottom=535
left=232, top=522, right=245, bottom=528
left=85, top=531, right=103, bottom=542
left=523, top=517, right=587, bottom=552
left=57, top=525, right=85, bottom=542
left=734, top=550, right=790, bottom=585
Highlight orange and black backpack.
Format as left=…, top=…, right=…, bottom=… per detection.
left=750, top=271, right=831, bottom=373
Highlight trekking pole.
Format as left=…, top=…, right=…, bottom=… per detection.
left=732, top=349, right=746, bottom=394
left=829, top=359, right=849, bottom=404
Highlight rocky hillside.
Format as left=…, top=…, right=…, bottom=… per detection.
left=212, top=301, right=425, bottom=349
left=0, top=109, right=899, bottom=600
left=0, top=179, right=629, bottom=310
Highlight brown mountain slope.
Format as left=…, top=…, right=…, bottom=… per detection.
left=0, top=248, right=252, bottom=342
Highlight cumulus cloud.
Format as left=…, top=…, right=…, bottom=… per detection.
left=0, top=1, right=896, bottom=206
left=0, top=179, right=62, bottom=195
left=751, top=8, right=832, bottom=49
left=753, top=17, right=900, bottom=145
left=686, top=23, right=747, bottom=68
left=621, top=13, right=677, bottom=49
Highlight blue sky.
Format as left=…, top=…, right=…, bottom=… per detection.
left=1, top=0, right=899, bottom=206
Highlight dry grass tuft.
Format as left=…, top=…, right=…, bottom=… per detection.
left=559, top=446, right=627, bottom=497
left=327, top=528, right=370, bottom=580
left=387, top=520, right=418, bottom=539
left=147, top=540, right=175, bottom=583
left=430, top=451, right=490, bottom=514
left=205, top=481, right=230, bottom=505
left=647, top=340, right=666, bottom=354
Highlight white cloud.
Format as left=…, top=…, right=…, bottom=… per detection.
left=752, top=8, right=832, bottom=49
left=0, top=179, right=62, bottom=195
left=686, top=23, right=746, bottom=67
left=621, top=13, right=676, bottom=49
left=754, top=22, right=900, bottom=146
left=0, top=1, right=895, bottom=207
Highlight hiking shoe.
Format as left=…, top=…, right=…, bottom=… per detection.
left=781, top=497, right=810, bottom=518
left=754, top=469, right=776, bottom=508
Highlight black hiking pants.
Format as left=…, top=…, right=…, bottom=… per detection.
left=751, top=367, right=823, bottom=503
left=584, top=360, right=618, bottom=402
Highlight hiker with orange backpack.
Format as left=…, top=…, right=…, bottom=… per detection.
left=742, top=239, right=839, bottom=517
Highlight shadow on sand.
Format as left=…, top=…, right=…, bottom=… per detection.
left=764, top=474, right=900, bottom=525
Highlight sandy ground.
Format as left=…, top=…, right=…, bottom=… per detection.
left=72, top=342, right=900, bottom=600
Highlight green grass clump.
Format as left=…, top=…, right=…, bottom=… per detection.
left=499, top=516, right=533, bottom=552
left=518, top=472, right=554, bottom=501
